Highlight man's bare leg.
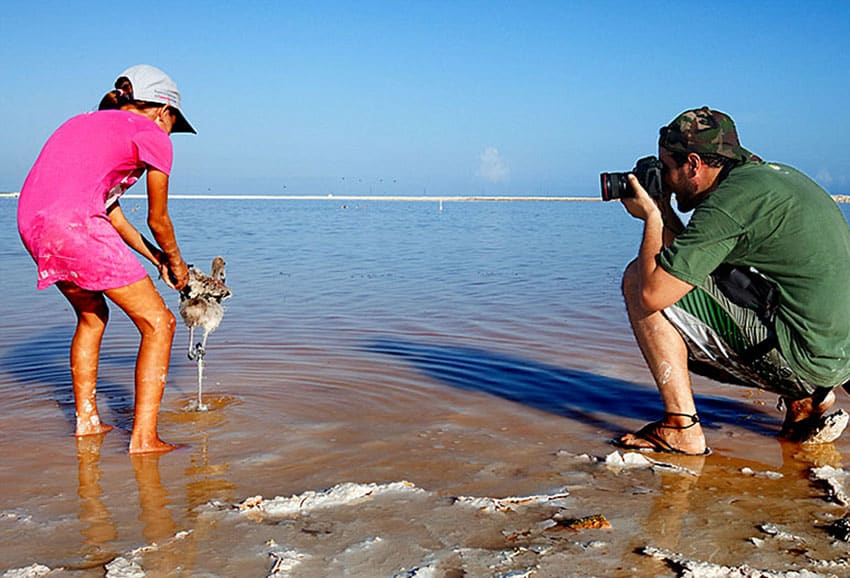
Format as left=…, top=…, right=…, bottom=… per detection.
left=617, top=260, right=707, bottom=454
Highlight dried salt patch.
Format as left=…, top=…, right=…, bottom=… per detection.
left=643, top=545, right=829, bottom=577
left=501, top=570, right=535, bottom=578
left=104, top=557, right=145, bottom=578
left=391, top=564, right=439, bottom=578
left=605, top=450, right=652, bottom=468
left=579, top=540, right=608, bottom=550
left=452, top=491, right=570, bottom=513
left=605, top=451, right=698, bottom=476
left=555, top=450, right=598, bottom=463
left=811, top=465, right=850, bottom=506
left=1, top=564, right=54, bottom=578
left=266, top=540, right=310, bottom=576
left=741, top=467, right=784, bottom=479
left=125, top=529, right=192, bottom=557
left=809, top=557, right=850, bottom=570
left=238, top=481, right=424, bottom=517
left=0, top=512, right=33, bottom=524
left=341, top=536, right=383, bottom=555
left=759, top=523, right=806, bottom=543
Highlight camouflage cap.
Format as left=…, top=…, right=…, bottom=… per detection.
left=659, top=106, right=748, bottom=162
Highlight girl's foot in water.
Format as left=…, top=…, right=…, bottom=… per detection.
left=129, top=434, right=183, bottom=454
left=75, top=413, right=114, bottom=437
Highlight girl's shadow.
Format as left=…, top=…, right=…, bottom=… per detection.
left=366, top=337, right=780, bottom=437
left=1, top=326, right=137, bottom=431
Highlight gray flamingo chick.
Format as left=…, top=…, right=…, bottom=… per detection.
left=179, top=256, right=232, bottom=361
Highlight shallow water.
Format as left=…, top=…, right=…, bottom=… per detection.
left=1, top=197, right=850, bottom=576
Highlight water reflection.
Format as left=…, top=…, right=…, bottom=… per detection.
left=627, top=441, right=845, bottom=573
left=186, top=432, right=237, bottom=512
left=130, top=453, right=177, bottom=544
left=76, top=435, right=117, bottom=566
left=130, top=452, right=181, bottom=574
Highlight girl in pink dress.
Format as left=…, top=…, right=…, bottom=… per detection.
left=18, top=65, right=195, bottom=453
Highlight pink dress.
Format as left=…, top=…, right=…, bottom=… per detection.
left=18, top=110, right=173, bottom=291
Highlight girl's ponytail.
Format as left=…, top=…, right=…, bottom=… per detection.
left=97, top=77, right=134, bottom=110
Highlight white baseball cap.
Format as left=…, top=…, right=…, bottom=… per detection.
left=117, top=64, right=196, bottom=134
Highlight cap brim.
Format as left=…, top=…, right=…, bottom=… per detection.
left=172, top=109, right=196, bottom=134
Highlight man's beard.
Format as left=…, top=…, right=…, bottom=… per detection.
left=674, top=181, right=702, bottom=212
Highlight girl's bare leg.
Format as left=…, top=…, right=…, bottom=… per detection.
left=57, top=282, right=115, bottom=437
left=106, top=277, right=178, bottom=454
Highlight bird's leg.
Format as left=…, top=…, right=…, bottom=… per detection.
left=197, top=329, right=211, bottom=360
left=196, top=354, right=207, bottom=410
left=188, top=327, right=197, bottom=360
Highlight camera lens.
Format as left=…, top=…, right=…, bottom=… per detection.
left=600, top=172, right=630, bottom=201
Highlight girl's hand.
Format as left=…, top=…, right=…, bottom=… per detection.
left=167, top=258, right=190, bottom=291
left=157, top=261, right=177, bottom=289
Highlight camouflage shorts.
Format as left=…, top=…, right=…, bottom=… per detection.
left=663, top=273, right=817, bottom=400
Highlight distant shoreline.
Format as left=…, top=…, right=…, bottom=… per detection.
left=2, top=192, right=849, bottom=203
left=0, top=192, right=599, bottom=202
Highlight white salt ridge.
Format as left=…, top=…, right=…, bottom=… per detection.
left=391, top=564, right=439, bottom=578
left=452, top=491, right=570, bottom=513
left=104, top=557, right=145, bottom=578
left=1, top=565, right=53, bottom=578
left=604, top=450, right=699, bottom=476
left=266, top=540, right=310, bottom=577
left=758, top=523, right=807, bottom=543
left=643, top=546, right=831, bottom=578
left=0, top=512, right=33, bottom=524
left=811, top=465, right=850, bottom=506
left=238, top=481, right=424, bottom=517
left=741, top=467, right=784, bottom=479
left=2, top=530, right=193, bottom=578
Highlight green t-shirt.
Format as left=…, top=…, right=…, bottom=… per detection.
left=659, top=161, right=850, bottom=387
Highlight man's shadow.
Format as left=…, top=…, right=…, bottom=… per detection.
left=366, top=337, right=779, bottom=437
left=0, top=326, right=137, bottom=431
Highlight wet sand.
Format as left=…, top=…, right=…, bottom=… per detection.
left=2, top=198, right=850, bottom=577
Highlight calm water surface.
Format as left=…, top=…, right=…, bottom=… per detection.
left=2, top=197, right=849, bottom=576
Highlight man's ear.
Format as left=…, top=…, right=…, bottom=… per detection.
left=686, top=152, right=701, bottom=176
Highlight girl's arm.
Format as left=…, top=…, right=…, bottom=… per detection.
left=146, top=168, right=189, bottom=290
left=107, top=201, right=177, bottom=288
left=108, top=201, right=162, bottom=263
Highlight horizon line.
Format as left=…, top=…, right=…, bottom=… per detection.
left=3, top=192, right=849, bottom=203
left=0, top=192, right=600, bottom=202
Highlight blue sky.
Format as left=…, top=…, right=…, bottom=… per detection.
left=2, top=1, right=849, bottom=196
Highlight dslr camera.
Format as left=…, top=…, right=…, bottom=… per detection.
left=600, top=156, right=664, bottom=201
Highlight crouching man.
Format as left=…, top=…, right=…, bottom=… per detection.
left=615, top=107, right=850, bottom=455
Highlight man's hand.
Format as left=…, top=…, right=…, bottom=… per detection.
left=621, top=174, right=662, bottom=223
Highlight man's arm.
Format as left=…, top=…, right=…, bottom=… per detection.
left=623, top=175, right=694, bottom=312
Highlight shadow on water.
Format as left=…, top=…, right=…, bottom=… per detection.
left=0, top=326, right=136, bottom=430
left=367, top=337, right=779, bottom=437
